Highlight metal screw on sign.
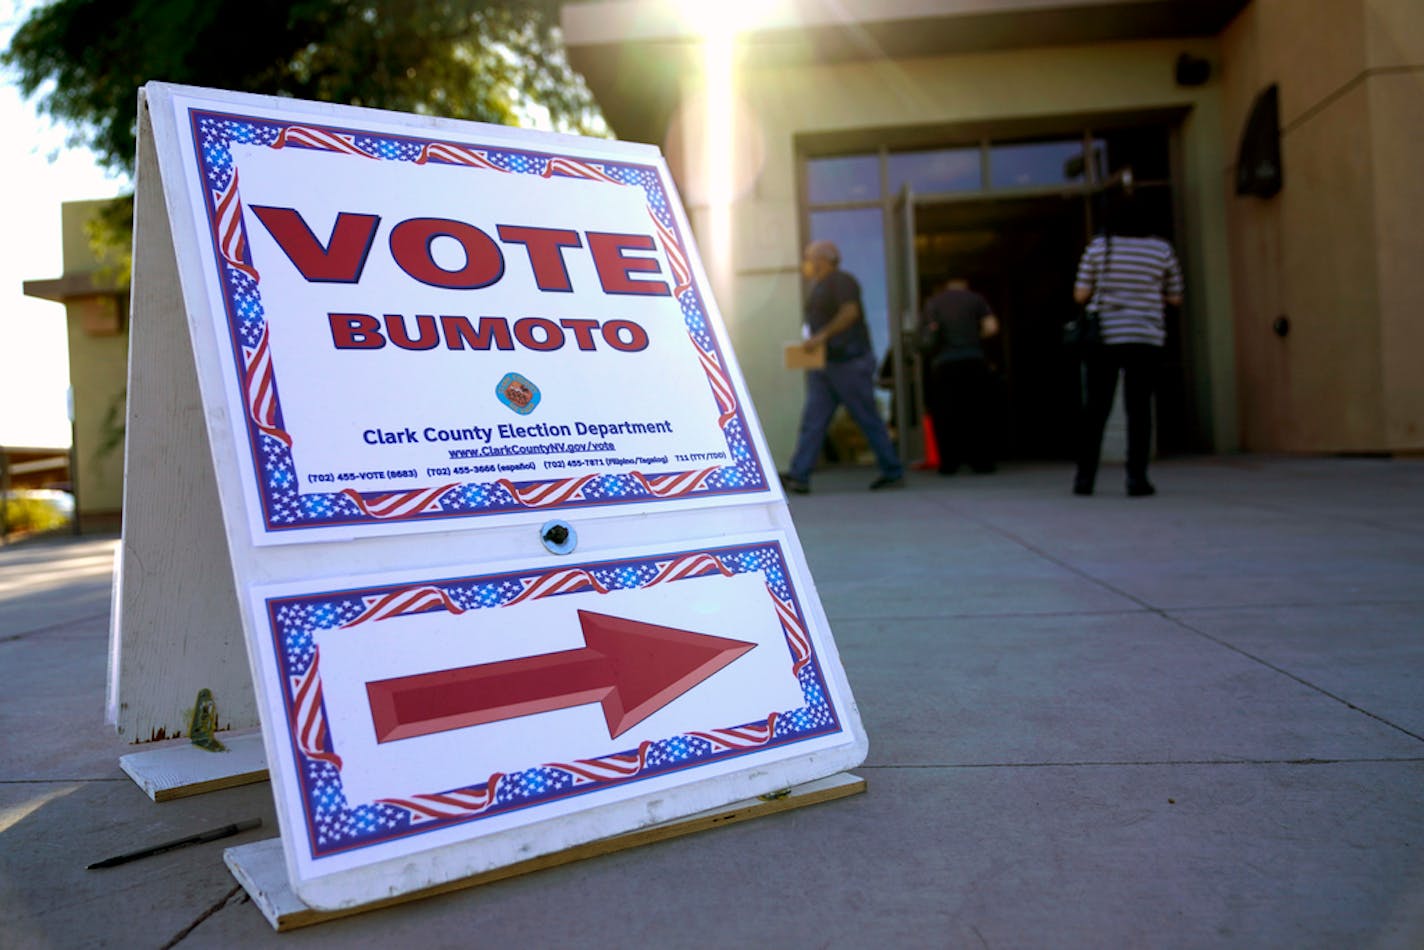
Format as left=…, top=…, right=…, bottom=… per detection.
left=541, top=519, right=576, bottom=555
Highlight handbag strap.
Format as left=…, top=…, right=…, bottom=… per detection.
left=1092, top=236, right=1113, bottom=311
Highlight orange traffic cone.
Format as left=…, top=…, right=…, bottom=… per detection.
left=914, top=413, right=940, bottom=470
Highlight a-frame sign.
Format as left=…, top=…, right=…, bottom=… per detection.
left=113, top=82, right=866, bottom=914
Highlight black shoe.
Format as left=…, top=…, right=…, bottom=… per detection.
left=779, top=472, right=810, bottom=495
left=970, top=463, right=997, bottom=474
left=869, top=474, right=905, bottom=491
left=937, top=465, right=959, bottom=476
left=1073, top=476, right=1094, bottom=496
left=1127, top=478, right=1156, bottom=497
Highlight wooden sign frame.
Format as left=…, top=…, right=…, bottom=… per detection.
left=111, top=82, right=867, bottom=912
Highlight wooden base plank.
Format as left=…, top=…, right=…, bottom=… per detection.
left=225, top=771, right=866, bottom=931
left=119, top=732, right=268, bottom=802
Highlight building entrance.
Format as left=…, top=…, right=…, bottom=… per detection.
left=896, top=183, right=1188, bottom=462
left=805, top=120, right=1195, bottom=465
left=910, top=193, right=1086, bottom=460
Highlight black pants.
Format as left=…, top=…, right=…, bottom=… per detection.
left=1076, top=344, right=1161, bottom=486
left=928, top=358, right=995, bottom=473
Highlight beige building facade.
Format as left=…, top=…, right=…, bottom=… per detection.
left=563, top=0, right=1424, bottom=463
left=23, top=199, right=127, bottom=531
left=1222, top=0, right=1424, bottom=451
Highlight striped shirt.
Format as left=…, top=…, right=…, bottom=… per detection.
left=1074, top=235, right=1184, bottom=346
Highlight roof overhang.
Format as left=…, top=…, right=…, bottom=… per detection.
left=563, top=0, right=1249, bottom=143
left=22, top=271, right=123, bottom=304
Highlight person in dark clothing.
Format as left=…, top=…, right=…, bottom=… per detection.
left=781, top=240, right=905, bottom=494
left=918, top=278, right=1000, bottom=474
left=1071, top=195, right=1183, bottom=497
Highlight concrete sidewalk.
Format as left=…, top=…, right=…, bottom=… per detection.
left=2, top=456, right=1422, bottom=948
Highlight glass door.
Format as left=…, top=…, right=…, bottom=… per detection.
left=885, top=185, right=924, bottom=462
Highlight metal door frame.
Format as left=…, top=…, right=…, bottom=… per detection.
left=885, top=185, right=923, bottom=463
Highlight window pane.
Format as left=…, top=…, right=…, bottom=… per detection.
left=806, top=154, right=880, bottom=204
left=887, top=147, right=981, bottom=195
left=808, top=208, right=889, bottom=359
left=989, top=139, right=1086, bottom=189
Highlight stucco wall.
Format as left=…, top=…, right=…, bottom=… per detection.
left=59, top=201, right=128, bottom=518
left=1367, top=2, right=1424, bottom=448
left=67, top=316, right=127, bottom=517
left=670, top=37, right=1237, bottom=465
left=1222, top=0, right=1424, bottom=452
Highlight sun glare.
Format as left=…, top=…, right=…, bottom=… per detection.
left=667, top=0, right=777, bottom=304
left=0, top=784, right=79, bottom=835
left=670, top=0, right=775, bottom=38
left=704, top=28, right=734, bottom=300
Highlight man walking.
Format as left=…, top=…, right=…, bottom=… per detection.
left=781, top=240, right=904, bottom=494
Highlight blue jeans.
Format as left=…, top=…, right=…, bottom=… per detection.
left=788, top=352, right=904, bottom=482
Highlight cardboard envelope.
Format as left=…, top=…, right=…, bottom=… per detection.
left=784, top=341, right=826, bottom=370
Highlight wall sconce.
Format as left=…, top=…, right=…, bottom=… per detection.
left=1237, top=84, right=1283, bottom=198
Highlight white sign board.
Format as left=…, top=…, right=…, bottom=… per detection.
left=171, top=90, right=772, bottom=542
left=120, top=83, right=865, bottom=911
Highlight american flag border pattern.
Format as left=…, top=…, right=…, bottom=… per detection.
left=185, top=108, right=769, bottom=534
left=263, top=541, right=841, bottom=859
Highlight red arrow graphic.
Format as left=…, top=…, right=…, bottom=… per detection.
left=366, top=610, right=755, bottom=742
